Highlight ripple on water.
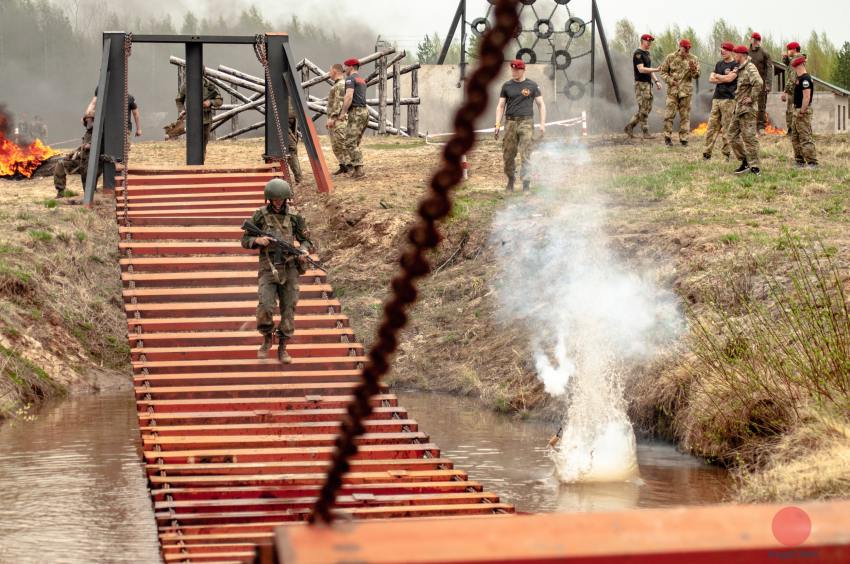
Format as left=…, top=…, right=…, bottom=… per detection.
left=0, top=395, right=161, bottom=564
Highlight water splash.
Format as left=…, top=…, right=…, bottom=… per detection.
left=491, top=141, right=683, bottom=483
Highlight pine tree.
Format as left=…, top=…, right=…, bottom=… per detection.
left=832, top=42, right=850, bottom=89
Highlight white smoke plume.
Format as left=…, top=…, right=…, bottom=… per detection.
left=489, top=141, right=684, bottom=483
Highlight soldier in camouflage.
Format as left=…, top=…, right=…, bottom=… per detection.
left=789, top=56, right=818, bottom=168
left=494, top=59, right=546, bottom=192
left=241, top=179, right=314, bottom=364
left=325, top=64, right=349, bottom=175
left=748, top=33, right=773, bottom=134
left=286, top=97, right=303, bottom=184
left=703, top=42, right=739, bottom=161
left=781, top=42, right=804, bottom=142
left=53, top=116, right=96, bottom=197
left=660, top=39, right=701, bottom=146
left=340, top=58, right=369, bottom=179
left=175, top=79, right=223, bottom=159
left=726, top=45, right=764, bottom=175
left=624, top=34, right=662, bottom=139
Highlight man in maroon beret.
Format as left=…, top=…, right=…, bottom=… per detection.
left=790, top=56, right=818, bottom=168
left=749, top=32, right=773, bottom=134
left=703, top=42, right=739, bottom=161
left=726, top=45, right=764, bottom=175
left=659, top=38, right=701, bottom=146
left=340, top=58, right=369, bottom=179
left=494, top=59, right=545, bottom=192
left=781, top=42, right=804, bottom=136
left=624, top=33, right=662, bottom=140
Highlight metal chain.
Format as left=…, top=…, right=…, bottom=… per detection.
left=121, top=33, right=133, bottom=225
left=253, top=34, right=292, bottom=183
left=309, top=0, right=521, bottom=524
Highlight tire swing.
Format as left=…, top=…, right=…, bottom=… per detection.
left=551, top=50, right=572, bottom=70
left=534, top=18, right=554, bottom=40
left=516, top=48, right=537, bottom=65
left=470, top=18, right=490, bottom=37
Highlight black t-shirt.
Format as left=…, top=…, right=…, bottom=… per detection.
left=633, top=49, right=652, bottom=82
left=794, top=73, right=814, bottom=108
left=712, top=59, right=739, bottom=100
left=499, top=79, right=541, bottom=117
left=93, top=87, right=138, bottom=129
left=345, top=73, right=367, bottom=108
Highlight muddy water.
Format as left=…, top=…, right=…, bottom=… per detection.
left=0, top=392, right=730, bottom=563
left=0, top=394, right=160, bottom=564
left=397, top=391, right=732, bottom=513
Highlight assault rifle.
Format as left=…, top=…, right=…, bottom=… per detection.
left=241, top=220, right=325, bottom=273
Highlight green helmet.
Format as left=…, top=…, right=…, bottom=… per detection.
left=264, top=178, right=293, bottom=200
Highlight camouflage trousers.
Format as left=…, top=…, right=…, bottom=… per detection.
left=785, top=99, right=795, bottom=137
left=502, top=117, right=534, bottom=180
left=791, top=109, right=818, bottom=165
left=756, top=89, right=769, bottom=131
left=703, top=99, right=735, bottom=157
left=287, top=129, right=303, bottom=183
left=663, top=94, right=693, bottom=141
left=328, top=122, right=347, bottom=166
left=342, top=107, right=369, bottom=167
left=256, top=264, right=300, bottom=339
left=626, top=82, right=654, bottom=133
left=727, top=108, right=760, bottom=166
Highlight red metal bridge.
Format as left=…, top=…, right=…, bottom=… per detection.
left=119, top=164, right=514, bottom=563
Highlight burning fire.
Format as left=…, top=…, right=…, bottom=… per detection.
left=692, top=122, right=709, bottom=136
left=692, top=114, right=786, bottom=136
left=0, top=132, right=60, bottom=178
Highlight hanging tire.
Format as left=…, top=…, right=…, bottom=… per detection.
left=520, top=0, right=537, bottom=4
left=566, top=17, right=586, bottom=38
left=551, top=49, right=572, bottom=70
left=516, top=48, right=537, bottom=65
left=470, top=18, right=490, bottom=37
left=563, top=80, right=586, bottom=100
left=534, top=18, right=554, bottom=39
left=554, top=0, right=571, bottom=4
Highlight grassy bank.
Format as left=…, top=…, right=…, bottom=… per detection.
left=0, top=178, right=128, bottom=421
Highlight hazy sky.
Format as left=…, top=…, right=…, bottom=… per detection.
left=150, top=0, right=849, bottom=50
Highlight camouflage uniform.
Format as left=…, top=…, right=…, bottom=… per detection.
left=704, top=99, right=736, bottom=158
left=343, top=106, right=369, bottom=167
left=326, top=78, right=347, bottom=167
left=54, top=125, right=95, bottom=194
left=503, top=117, right=534, bottom=181
left=626, top=82, right=654, bottom=134
left=791, top=106, right=818, bottom=165
left=286, top=98, right=303, bottom=183
left=175, top=81, right=223, bottom=157
left=660, top=51, right=701, bottom=142
left=727, top=58, right=764, bottom=166
left=241, top=204, right=312, bottom=341
left=749, top=46, right=773, bottom=131
left=784, top=70, right=797, bottom=136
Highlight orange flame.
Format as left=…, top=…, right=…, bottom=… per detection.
left=692, top=122, right=709, bottom=135
left=0, top=132, right=60, bottom=178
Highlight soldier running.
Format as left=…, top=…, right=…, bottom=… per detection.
left=790, top=56, right=818, bottom=168
left=340, top=58, right=369, bottom=179
left=53, top=116, right=97, bottom=197
left=703, top=42, right=739, bottom=161
left=660, top=39, right=701, bottom=146
left=241, top=179, right=314, bottom=364
left=624, top=33, right=662, bottom=140
left=726, top=45, right=764, bottom=175
left=748, top=33, right=773, bottom=135
left=325, top=64, right=349, bottom=175
left=494, top=59, right=546, bottom=192
left=175, top=79, right=223, bottom=159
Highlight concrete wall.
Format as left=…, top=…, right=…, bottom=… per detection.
left=766, top=91, right=849, bottom=133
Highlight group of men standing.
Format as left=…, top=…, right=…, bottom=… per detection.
left=326, top=58, right=370, bottom=180
left=625, top=32, right=818, bottom=174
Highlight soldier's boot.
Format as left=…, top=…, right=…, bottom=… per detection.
left=734, top=160, right=750, bottom=174
left=750, top=166, right=761, bottom=176
left=680, top=139, right=688, bottom=147
left=664, top=137, right=673, bottom=147
left=505, top=175, right=515, bottom=192
left=257, top=333, right=273, bottom=359
left=703, top=153, right=711, bottom=161
left=332, top=164, right=350, bottom=175
left=351, top=165, right=366, bottom=179
left=642, top=131, right=655, bottom=140
left=623, top=124, right=635, bottom=139
left=277, top=340, right=292, bottom=364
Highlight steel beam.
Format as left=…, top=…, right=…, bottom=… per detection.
left=83, top=38, right=111, bottom=205
left=185, top=42, right=205, bottom=165
left=103, top=31, right=126, bottom=191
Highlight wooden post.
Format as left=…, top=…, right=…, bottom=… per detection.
left=408, top=69, right=419, bottom=137
left=230, top=91, right=239, bottom=135
left=378, top=55, right=387, bottom=135
left=392, top=59, right=401, bottom=132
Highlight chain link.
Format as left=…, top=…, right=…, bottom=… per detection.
left=253, top=34, right=292, bottom=183
left=121, top=33, right=133, bottom=225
